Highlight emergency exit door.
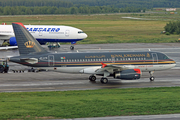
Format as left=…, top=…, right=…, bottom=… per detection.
left=48, top=55, right=54, bottom=66
left=152, top=53, right=158, bottom=64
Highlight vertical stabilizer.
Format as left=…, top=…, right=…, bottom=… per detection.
left=12, top=22, right=47, bottom=55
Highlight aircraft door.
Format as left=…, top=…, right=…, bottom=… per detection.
left=39, top=31, right=43, bottom=36
left=48, top=55, right=54, bottom=66
left=152, top=53, right=158, bottom=64
left=65, top=30, right=69, bottom=37
left=39, top=28, right=43, bottom=36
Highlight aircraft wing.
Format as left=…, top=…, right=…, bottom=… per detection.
left=0, top=46, right=18, bottom=50
left=95, top=63, right=135, bottom=74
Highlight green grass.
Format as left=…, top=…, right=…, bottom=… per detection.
left=1, top=87, right=180, bottom=119
left=0, top=13, right=180, bottom=44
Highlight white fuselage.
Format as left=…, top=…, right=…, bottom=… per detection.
left=0, top=25, right=87, bottom=45
left=37, top=64, right=176, bottom=74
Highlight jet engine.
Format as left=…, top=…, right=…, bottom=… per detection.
left=113, top=69, right=141, bottom=80
left=9, top=37, right=17, bottom=46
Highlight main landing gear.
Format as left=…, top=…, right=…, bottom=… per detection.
left=100, top=77, right=108, bottom=84
left=89, top=75, right=109, bottom=84
left=70, top=46, right=74, bottom=50
left=149, top=71, right=155, bottom=81
left=89, top=75, right=96, bottom=81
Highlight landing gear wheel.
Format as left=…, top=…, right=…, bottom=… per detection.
left=150, top=76, right=155, bottom=81
left=100, top=77, right=108, bottom=84
left=70, top=46, right=74, bottom=50
left=89, top=75, right=96, bottom=81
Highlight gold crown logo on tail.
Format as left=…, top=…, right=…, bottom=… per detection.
left=24, top=41, right=35, bottom=48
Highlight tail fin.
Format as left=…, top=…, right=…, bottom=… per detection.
left=12, top=22, right=47, bottom=55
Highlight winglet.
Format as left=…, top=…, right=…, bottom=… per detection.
left=12, top=22, right=26, bottom=28
left=101, top=62, right=107, bottom=68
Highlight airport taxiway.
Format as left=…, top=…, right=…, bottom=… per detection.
left=0, top=43, right=180, bottom=92
left=1, top=43, right=180, bottom=120
left=0, top=69, right=179, bottom=92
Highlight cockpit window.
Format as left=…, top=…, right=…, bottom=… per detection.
left=78, top=31, right=84, bottom=34
left=163, top=55, right=169, bottom=59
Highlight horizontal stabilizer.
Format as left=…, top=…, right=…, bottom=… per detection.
left=20, top=58, right=38, bottom=64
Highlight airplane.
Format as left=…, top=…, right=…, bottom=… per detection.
left=0, top=24, right=87, bottom=50
left=9, top=22, right=176, bottom=84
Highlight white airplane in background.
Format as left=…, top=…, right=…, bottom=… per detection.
left=0, top=24, right=87, bottom=50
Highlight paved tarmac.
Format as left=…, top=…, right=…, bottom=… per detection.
left=0, top=43, right=180, bottom=92
left=1, top=43, right=180, bottom=120
left=55, top=114, right=180, bottom=120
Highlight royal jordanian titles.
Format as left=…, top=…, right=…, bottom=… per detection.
left=9, top=22, right=176, bottom=84
left=0, top=24, right=87, bottom=50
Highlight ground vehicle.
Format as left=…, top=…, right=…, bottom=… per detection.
left=0, top=59, right=9, bottom=73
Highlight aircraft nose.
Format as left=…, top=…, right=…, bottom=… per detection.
left=78, top=33, right=88, bottom=39
left=84, top=33, right=88, bottom=38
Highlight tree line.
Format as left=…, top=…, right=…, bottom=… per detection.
left=0, top=0, right=178, bottom=15
left=0, top=6, right=144, bottom=15
left=0, top=0, right=180, bottom=8
left=66, top=0, right=180, bottom=8
left=164, top=21, right=180, bottom=35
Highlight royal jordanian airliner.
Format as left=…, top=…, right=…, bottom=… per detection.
left=9, top=23, right=176, bottom=84
left=0, top=24, right=87, bottom=50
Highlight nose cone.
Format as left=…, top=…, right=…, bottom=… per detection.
left=79, top=33, right=87, bottom=39
left=77, top=30, right=88, bottom=40
left=83, top=33, right=88, bottom=39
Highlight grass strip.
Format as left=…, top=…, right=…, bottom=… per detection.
left=0, top=87, right=180, bottom=119
left=0, top=14, right=179, bottom=44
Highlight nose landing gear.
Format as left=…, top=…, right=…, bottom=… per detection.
left=149, top=71, right=155, bottom=81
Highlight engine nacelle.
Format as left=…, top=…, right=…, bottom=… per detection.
left=9, top=37, right=17, bottom=46
left=113, top=69, right=141, bottom=80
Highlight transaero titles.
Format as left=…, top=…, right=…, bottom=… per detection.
left=26, top=28, right=60, bottom=32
